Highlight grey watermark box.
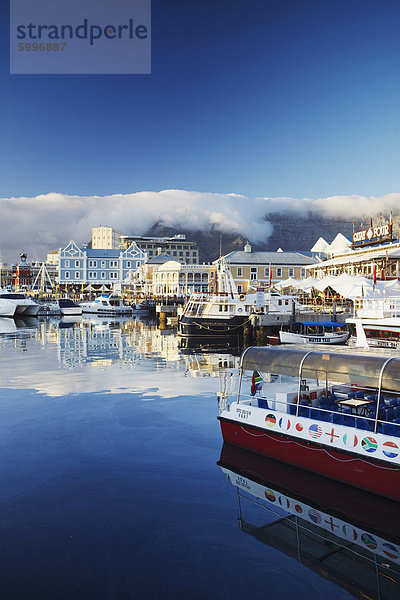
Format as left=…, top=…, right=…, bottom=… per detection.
left=10, top=0, right=151, bottom=74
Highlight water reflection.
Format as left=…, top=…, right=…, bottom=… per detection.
left=218, top=443, right=400, bottom=600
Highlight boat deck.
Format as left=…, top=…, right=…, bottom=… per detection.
left=237, top=383, right=400, bottom=437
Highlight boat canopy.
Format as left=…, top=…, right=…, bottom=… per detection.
left=291, top=322, right=346, bottom=328
left=241, top=346, right=400, bottom=392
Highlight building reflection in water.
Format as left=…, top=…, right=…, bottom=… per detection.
left=34, top=317, right=241, bottom=389
left=218, top=443, right=400, bottom=600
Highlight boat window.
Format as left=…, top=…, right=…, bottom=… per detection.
left=0, top=293, right=26, bottom=299
left=59, top=299, right=76, bottom=307
left=219, top=305, right=223, bottom=312
left=196, top=304, right=205, bottom=316
left=102, top=301, right=108, bottom=306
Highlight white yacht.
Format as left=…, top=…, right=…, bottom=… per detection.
left=80, top=294, right=133, bottom=316
left=41, top=298, right=83, bottom=316
left=0, top=290, right=39, bottom=316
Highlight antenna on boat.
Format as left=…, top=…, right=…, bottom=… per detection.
left=219, top=233, right=222, bottom=259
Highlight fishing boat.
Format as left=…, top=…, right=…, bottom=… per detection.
left=279, top=321, right=349, bottom=344
left=80, top=294, right=133, bottom=316
left=218, top=346, right=400, bottom=500
left=178, top=258, right=310, bottom=337
left=218, top=443, right=400, bottom=598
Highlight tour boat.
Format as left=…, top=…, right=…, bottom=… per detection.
left=179, top=258, right=310, bottom=337
left=80, top=294, right=133, bottom=316
left=0, top=289, right=39, bottom=316
left=218, top=443, right=400, bottom=597
left=279, top=321, right=349, bottom=345
left=218, top=346, right=400, bottom=500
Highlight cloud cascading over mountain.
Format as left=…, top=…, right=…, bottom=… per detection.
left=1, top=189, right=399, bottom=262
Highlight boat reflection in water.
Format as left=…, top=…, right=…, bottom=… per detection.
left=0, top=316, right=38, bottom=340
left=218, top=443, right=400, bottom=600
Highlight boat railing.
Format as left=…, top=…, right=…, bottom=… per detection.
left=224, top=391, right=400, bottom=437
left=356, top=296, right=400, bottom=318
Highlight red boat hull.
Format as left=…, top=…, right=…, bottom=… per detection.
left=219, top=418, right=400, bottom=501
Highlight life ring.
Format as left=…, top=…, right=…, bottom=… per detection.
left=239, top=294, right=246, bottom=302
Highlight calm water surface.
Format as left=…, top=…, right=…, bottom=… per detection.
left=0, top=316, right=396, bottom=599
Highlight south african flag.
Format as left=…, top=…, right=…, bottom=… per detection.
left=251, top=371, right=263, bottom=396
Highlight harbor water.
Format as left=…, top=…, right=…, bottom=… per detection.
left=0, top=316, right=397, bottom=599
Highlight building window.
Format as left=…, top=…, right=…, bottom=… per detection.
left=301, top=268, right=306, bottom=277
left=101, top=272, right=106, bottom=279
left=126, top=261, right=131, bottom=268
left=110, top=272, right=118, bottom=279
left=65, top=271, right=70, bottom=279
left=101, top=261, right=106, bottom=268
left=237, top=285, right=243, bottom=293
left=250, top=267, right=257, bottom=281
left=264, top=267, right=270, bottom=277
left=65, top=260, right=70, bottom=267
left=88, top=260, right=97, bottom=268
left=75, top=260, right=80, bottom=267
left=75, top=272, right=80, bottom=279
left=110, top=260, right=118, bottom=268
left=276, top=268, right=282, bottom=278
left=288, top=268, right=294, bottom=277
left=237, top=267, right=243, bottom=277
left=89, top=272, right=97, bottom=279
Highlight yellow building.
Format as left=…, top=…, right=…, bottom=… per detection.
left=218, top=244, right=317, bottom=294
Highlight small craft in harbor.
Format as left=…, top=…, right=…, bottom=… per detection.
left=278, top=321, right=349, bottom=345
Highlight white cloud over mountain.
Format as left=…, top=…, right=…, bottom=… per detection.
left=0, top=189, right=398, bottom=262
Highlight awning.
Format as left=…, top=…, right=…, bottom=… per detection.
left=240, top=346, right=400, bottom=391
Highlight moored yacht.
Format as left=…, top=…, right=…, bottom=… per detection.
left=0, top=289, right=39, bottom=316
left=41, top=298, right=82, bottom=316
left=80, top=294, right=133, bottom=316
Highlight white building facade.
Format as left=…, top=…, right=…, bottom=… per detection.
left=58, top=241, right=146, bottom=286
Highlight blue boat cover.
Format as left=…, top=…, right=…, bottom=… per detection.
left=292, top=322, right=346, bottom=328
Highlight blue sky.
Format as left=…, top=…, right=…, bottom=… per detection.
left=1, top=0, right=400, bottom=200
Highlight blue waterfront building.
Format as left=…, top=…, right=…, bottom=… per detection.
left=58, top=241, right=146, bottom=285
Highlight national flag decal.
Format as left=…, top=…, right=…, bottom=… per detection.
left=279, top=416, right=291, bottom=430
left=361, top=436, right=378, bottom=453
left=264, top=489, right=276, bottom=502
left=343, top=432, right=358, bottom=448
left=361, top=533, right=377, bottom=550
left=382, top=440, right=399, bottom=458
left=308, top=423, right=322, bottom=439
left=308, top=509, right=321, bottom=524
left=382, top=542, right=399, bottom=560
left=265, top=414, right=276, bottom=427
